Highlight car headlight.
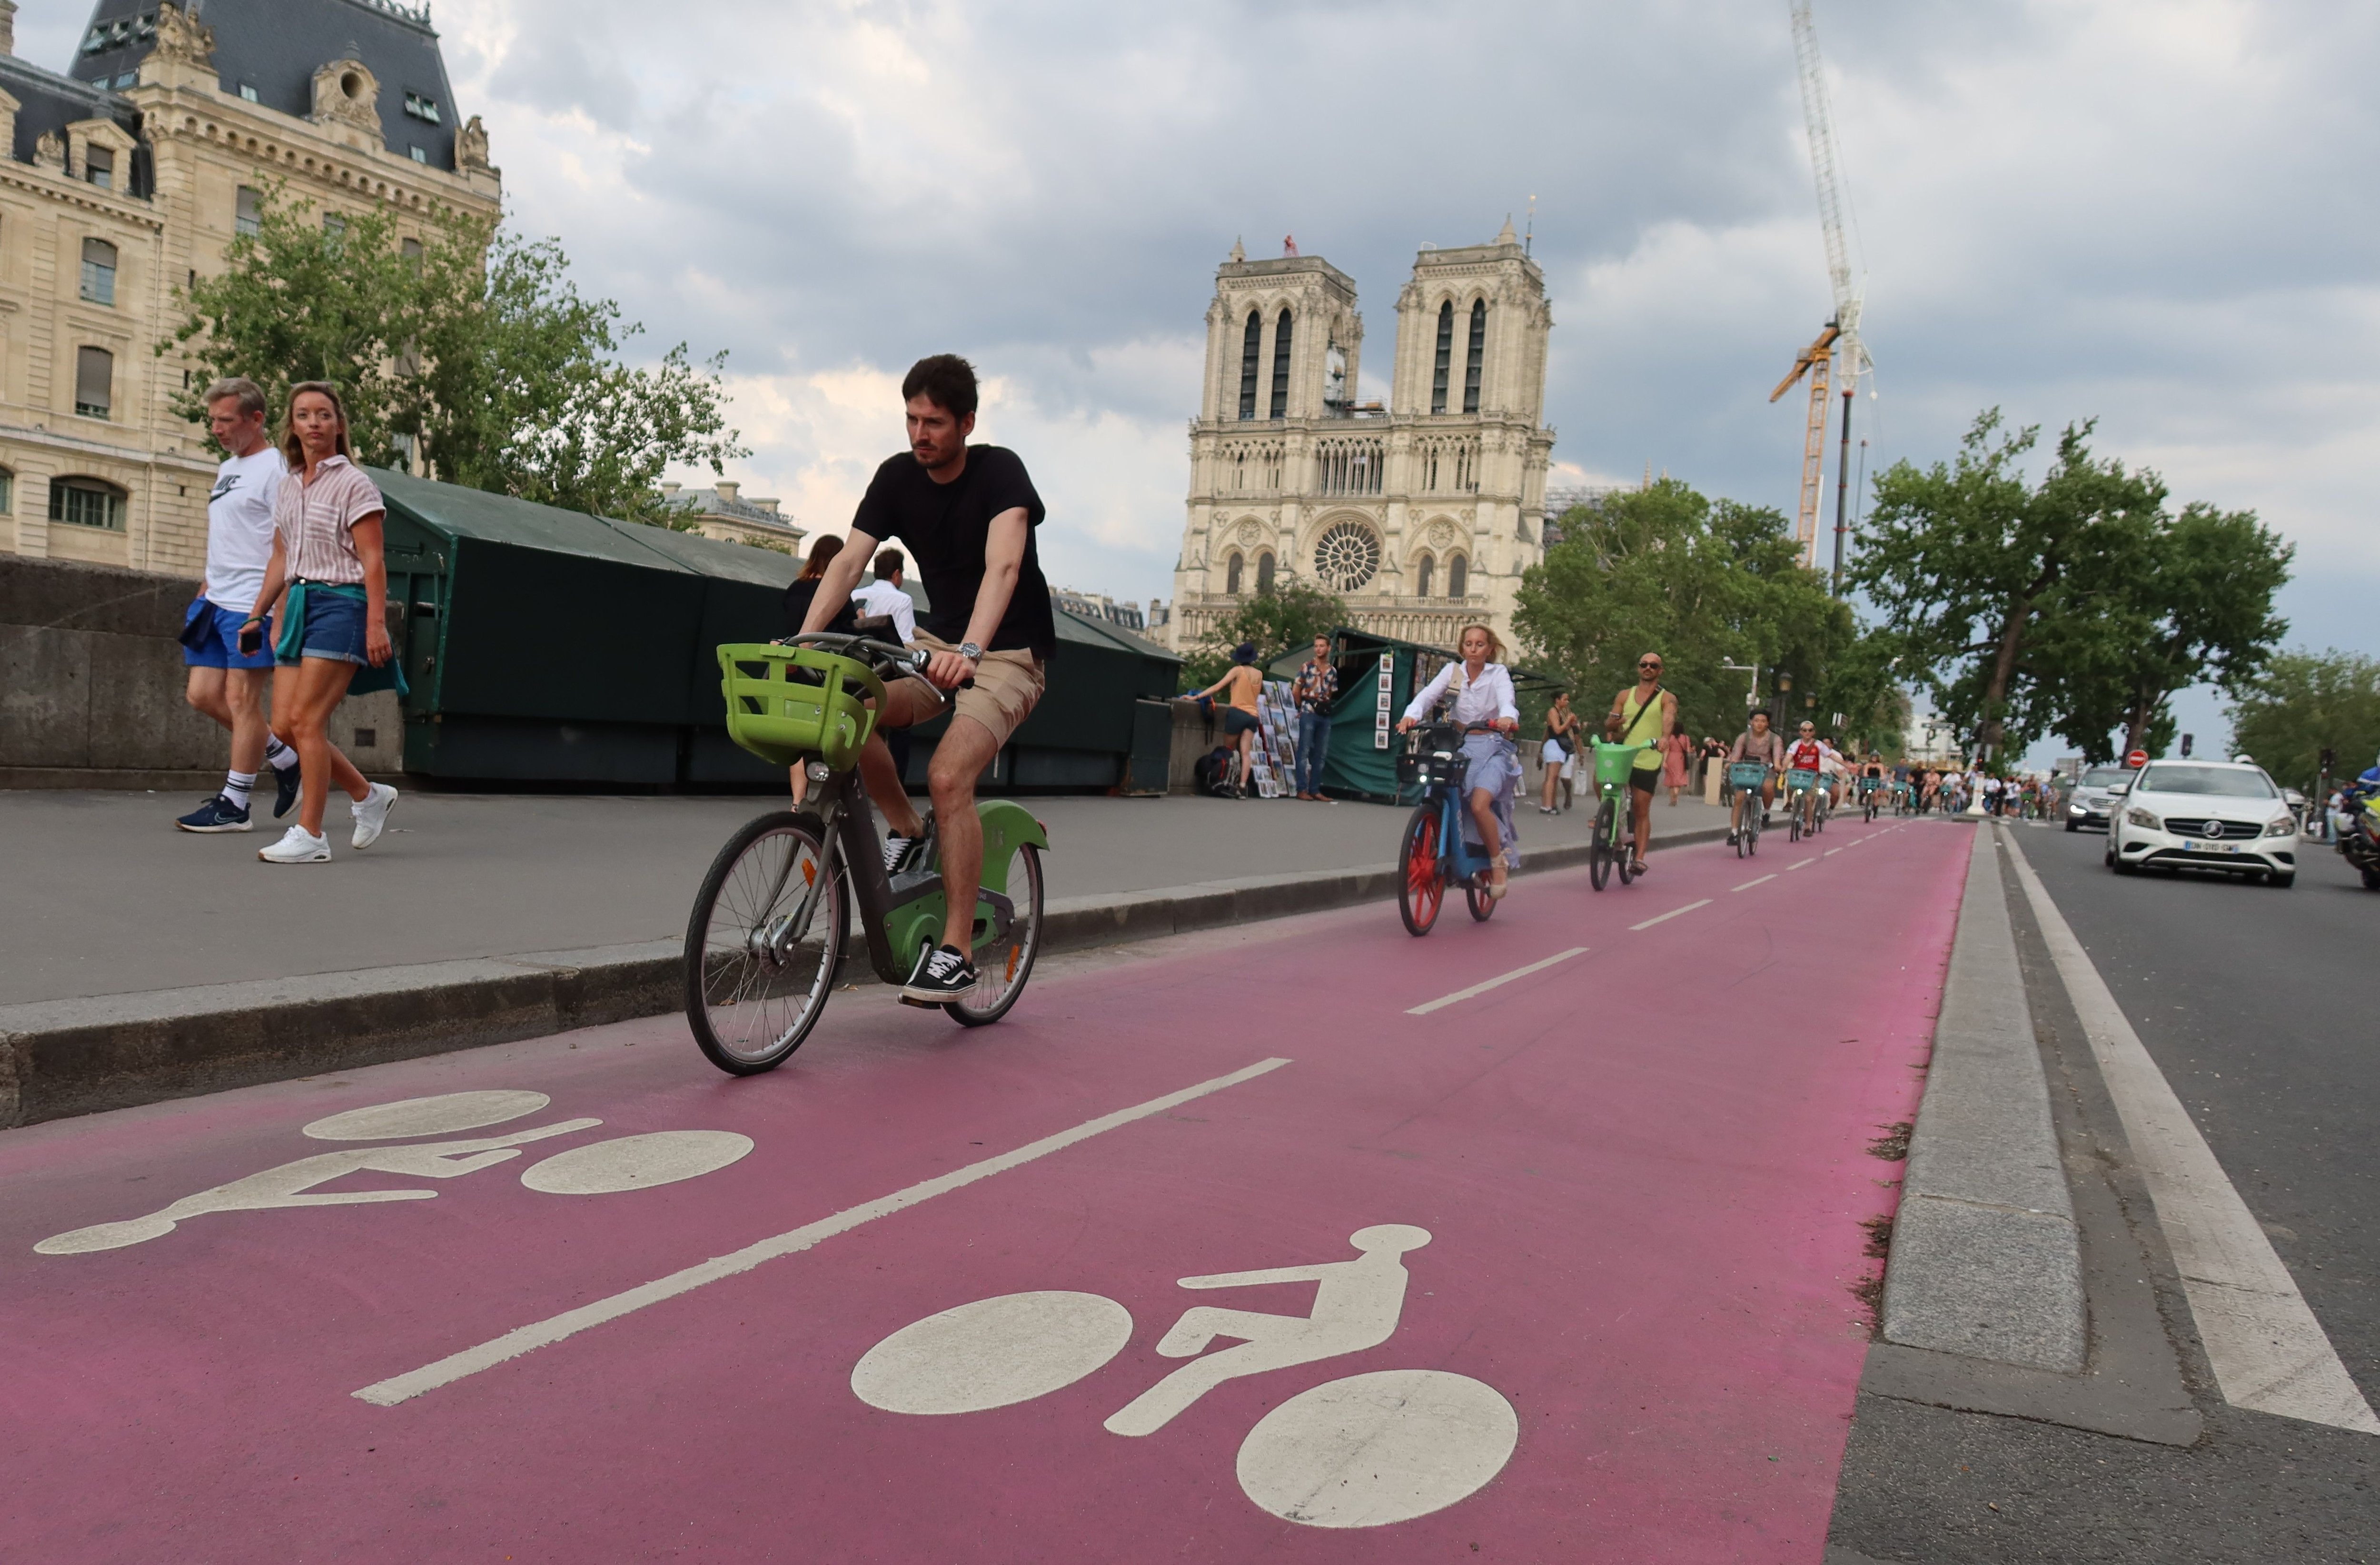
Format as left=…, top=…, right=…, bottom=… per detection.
left=2067, top=803, right=2085, bottom=815
left=2264, top=816, right=2297, bottom=837
left=2126, top=807, right=2162, bottom=831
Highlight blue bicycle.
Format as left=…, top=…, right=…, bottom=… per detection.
left=1396, top=722, right=1500, bottom=936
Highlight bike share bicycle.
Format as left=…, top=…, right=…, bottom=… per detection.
left=1396, top=722, right=1504, bottom=936
left=1728, top=761, right=1770, bottom=857
left=1785, top=767, right=1823, bottom=842
left=683, top=633, right=1049, bottom=1074
left=1586, top=739, right=1649, bottom=890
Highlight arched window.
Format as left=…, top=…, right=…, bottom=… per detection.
left=1238, top=309, right=1261, bottom=419
left=1268, top=307, right=1292, bottom=419
left=1430, top=300, right=1453, bottom=414
left=1463, top=299, right=1486, bottom=414
left=1415, top=553, right=1434, bottom=598
left=79, top=238, right=117, bottom=306
left=1224, top=551, right=1244, bottom=595
left=74, top=346, right=113, bottom=419
left=1447, top=553, right=1468, bottom=599
left=1256, top=551, right=1276, bottom=593
left=50, top=475, right=126, bottom=530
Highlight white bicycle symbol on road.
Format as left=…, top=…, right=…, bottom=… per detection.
left=850, top=1224, right=1519, bottom=1530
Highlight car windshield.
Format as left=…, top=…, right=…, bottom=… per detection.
left=2136, top=765, right=2276, bottom=799
left=2081, top=768, right=2129, bottom=787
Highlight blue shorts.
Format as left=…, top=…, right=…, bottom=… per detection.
left=181, top=598, right=276, bottom=670
left=277, top=586, right=369, bottom=666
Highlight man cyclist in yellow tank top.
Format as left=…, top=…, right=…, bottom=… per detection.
left=1605, top=651, right=1677, bottom=877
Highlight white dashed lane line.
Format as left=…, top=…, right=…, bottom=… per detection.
left=1406, top=947, right=1590, bottom=1016
left=1785, top=857, right=1816, bottom=871
left=1732, top=874, right=1776, bottom=892
left=1629, top=899, right=1712, bottom=932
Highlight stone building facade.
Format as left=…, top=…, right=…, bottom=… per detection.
left=1170, top=224, right=1555, bottom=653
left=0, top=0, right=499, bottom=578
left=658, top=480, right=803, bottom=553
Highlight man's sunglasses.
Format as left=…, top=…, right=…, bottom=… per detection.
left=1638, top=661, right=1663, bottom=671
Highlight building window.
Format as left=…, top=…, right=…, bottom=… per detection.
left=1431, top=300, right=1453, bottom=415
left=1237, top=309, right=1261, bottom=420
left=84, top=145, right=115, bottom=190
left=1255, top=551, right=1276, bottom=593
left=402, top=237, right=424, bottom=266
left=1224, top=551, right=1244, bottom=595
left=1463, top=299, right=1487, bottom=414
left=323, top=214, right=347, bottom=239
left=1447, top=553, right=1468, bottom=599
left=410, top=145, right=428, bottom=164
left=235, top=186, right=262, bottom=237
left=75, top=346, right=114, bottom=418
left=51, top=476, right=126, bottom=530
left=404, top=92, right=442, bottom=123
left=0, top=468, right=14, bottom=515
left=1268, top=308, right=1292, bottom=419
left=1415, top=554, right=1434, bottom=598
left=79, top=239, right=118, bottom=305
left=238, top=83, right=259, bottom=102
left=1313, top=520, right=1382, bottom=593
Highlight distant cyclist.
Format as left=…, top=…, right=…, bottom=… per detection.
left=1783, top=720, right=1826, bottom=830
left=1726, top=710, right=1783, bottom=845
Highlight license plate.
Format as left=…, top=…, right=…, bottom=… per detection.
left=2182, top=839, right=2238, bottom=854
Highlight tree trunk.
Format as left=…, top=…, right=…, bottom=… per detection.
left=1980, top=599, right=2033, bottom=758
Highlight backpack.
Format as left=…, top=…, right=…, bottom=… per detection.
left=1194, top=745, right=1238, bottom=797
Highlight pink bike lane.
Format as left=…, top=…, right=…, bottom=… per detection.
left=1, top=821, right=1971, bottom=1562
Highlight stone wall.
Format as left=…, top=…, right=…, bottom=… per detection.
left=0, top=554, right=403, bottom=786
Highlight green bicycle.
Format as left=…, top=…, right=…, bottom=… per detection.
left=683, top=634, right=1049, bottom=1075
left=1587, top=740, right=1648, bottom=891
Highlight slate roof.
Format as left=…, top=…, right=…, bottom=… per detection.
left=67, top=0, right=461, bottom=170
left=0, top=51, right=138, bottom=179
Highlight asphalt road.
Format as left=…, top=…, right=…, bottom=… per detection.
left=1829, top=821, right=2380, bottom=1565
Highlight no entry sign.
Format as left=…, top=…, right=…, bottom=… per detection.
left=2126, top=749, right=2149, bottom=768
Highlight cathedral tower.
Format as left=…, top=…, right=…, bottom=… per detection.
left=1171, top=224, right=1555, bottom=654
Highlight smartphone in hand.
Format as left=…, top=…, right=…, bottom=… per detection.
left=238, top=622, right=264, bottom=657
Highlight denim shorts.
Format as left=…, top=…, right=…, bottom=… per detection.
left=181, top=598, right=276, bottom=670
left=279, top=586, right=369, bottom=666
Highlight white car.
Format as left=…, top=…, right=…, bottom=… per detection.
left=2064, top=764, right=2133, bottom=832
left=2105, top=759, right=2299, bottom=887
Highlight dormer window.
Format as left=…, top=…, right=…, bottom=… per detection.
left=113, top=72, right=137, bottom=89
left=238, top=83, right=259, bottom=102
left=404, top=92, right=441, bottom=124
left=84, top=147, right=114, bottom=191
left=410, top=146, right=427, bottom=164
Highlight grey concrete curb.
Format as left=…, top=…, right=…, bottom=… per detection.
left=0, top=822, right=1729, bottom=1129
left=1881, top=821, right=2087, bottom=1372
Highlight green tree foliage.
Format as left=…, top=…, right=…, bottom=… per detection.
left=1515, top=479, right=1894, bottom=750
left=1178, top=581, right=1350, bottom=691
left=1853, top=411, right=2290, bottom=763
left=2226, top=649, right=2380, bottom=794
left=165, top=186, right=745, bottom=523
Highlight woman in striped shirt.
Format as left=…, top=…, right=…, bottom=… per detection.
left=240, top=382, right=400, bottom=864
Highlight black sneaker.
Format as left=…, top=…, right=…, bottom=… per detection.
left=176, top=794, right=253, bottom=833
left=272, top=758, right=303, bottom=819
left=899, top=943, right=977, bottom=1006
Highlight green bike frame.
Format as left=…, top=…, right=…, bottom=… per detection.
left=813, top=768, right=1051, bottom=984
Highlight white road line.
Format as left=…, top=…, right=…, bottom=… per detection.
left=1629, top=899, right=1711, bottom=931
left=1732, top=874, right=1776, bottom=892
left=354, top=1056, right=1295, bottom=1408
left=1824, top=847, right=1844, bottom=857
left=2002, top=834, right=2380, bottom=1435
left=1406, top=947, right=1588, bottom=1016
left=1785, top=857, right=1816, bottom=871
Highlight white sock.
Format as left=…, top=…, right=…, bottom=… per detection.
left=224, top=770, right=256, bottom=809
left=265, top=737, right=298, bottom=771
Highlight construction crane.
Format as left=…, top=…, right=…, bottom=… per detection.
left=1770, top=0, right=1869, bottom=592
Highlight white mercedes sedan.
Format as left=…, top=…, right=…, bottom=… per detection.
left=2105, top=759, right=2300, bottom=888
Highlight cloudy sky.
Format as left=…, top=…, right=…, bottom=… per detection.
left=33, top=0, right=2374, bottom=748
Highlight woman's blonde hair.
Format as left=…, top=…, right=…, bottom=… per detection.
left=1458, top=623, right=1503, bottom=662
left=280, top=380, right=353, bottom=469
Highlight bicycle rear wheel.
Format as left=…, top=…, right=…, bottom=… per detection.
left=1399, top=804, right=1446, bottom=936
left=946, top=842, right=1044, bottom=1027
left=1589, top=799, right=1615, bottom=890
left=685, top=811, right=843, bottom=1075
left=1466, top=875, right=1497, bottom=921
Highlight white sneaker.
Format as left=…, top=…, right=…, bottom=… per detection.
left=350, top=782, right=398, bottom=849
left=258, top=825, right=330, bottom=864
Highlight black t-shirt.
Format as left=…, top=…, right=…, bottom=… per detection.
left=851, top=444, right=1054, bottom=660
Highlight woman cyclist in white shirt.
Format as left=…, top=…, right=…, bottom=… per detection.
left=1396, top=624, right=1523, bottom=898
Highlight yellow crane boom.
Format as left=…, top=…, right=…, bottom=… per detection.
left=1769, top=323, right=1838, bottom=570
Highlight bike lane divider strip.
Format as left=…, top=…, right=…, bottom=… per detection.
left=1405, top=947, right=1590, bottom=1016
left=1732, top=874, right=1776, bottom=892
left=1785, top=857, right=1817, bottom=871
left=351, top=1055, right=1294, bottom=1408
left=2001, top=835, right=2380, bottom=1435
left=1629, top=899, right=1711, bottom=932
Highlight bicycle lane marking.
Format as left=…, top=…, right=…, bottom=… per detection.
left=1734, top=874, right=1777, bottom=891
left=1405, top=947, right=1589, bottom=1015
left=1629, top=898, right=1711, bottom=931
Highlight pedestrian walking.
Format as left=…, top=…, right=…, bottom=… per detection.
left=1604, top=650, right=1676, bottom=876
left=242, top=382, right=400, bottom=864
left=1291, top=634, right=1338, bottom=800
left=175, top=377, right=299, bottom=832
left=1660, top=727, right=1693, bottom=806
left=1190, top=642, right=1265, bottom=798
left=1538, top=692, right=1579, bottom=814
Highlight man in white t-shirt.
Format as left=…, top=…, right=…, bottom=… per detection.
left=850, top=546, right=920, bottom=782
left=176, top=378, right=296, bottom=832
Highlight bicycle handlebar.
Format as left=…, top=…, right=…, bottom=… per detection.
left=781, top=631, right=973, bottom=690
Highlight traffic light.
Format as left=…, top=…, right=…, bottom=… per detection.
left=2321, top=747, right=2336, bottom=772
left=2180, top=733, right=2193, bottom=757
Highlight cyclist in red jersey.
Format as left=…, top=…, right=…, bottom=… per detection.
left=1782, top=720, right=1827, bottom=832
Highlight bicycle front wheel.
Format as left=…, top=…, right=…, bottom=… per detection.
left=1399, top=804, right=1446, bottom=936
left=947, top=842, right=1044, bottom=1027
left=685, top=811, right=843, bottom=1075
left=1589, top=799, right=1615, bottom=890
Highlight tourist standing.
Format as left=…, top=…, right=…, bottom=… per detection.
left=176, top=377, right=298, bottom=832
left=1660, top=726, right=1694, bottom=806
left=1291, top=634, right=1338, bottom=800
left=242, top=382, right=398, bottom=864
left=1538, top=692, right=1579, bottom=814
left=1190, top=643, right=1266, bottom=797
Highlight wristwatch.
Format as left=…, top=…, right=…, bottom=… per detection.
left=957, top=641, right=984, bottom=662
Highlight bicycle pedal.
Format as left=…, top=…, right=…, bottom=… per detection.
left=896, top=993, right=942, bottom=1010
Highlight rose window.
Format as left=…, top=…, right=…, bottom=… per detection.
left=1313, top=520, right=1381, bottom=593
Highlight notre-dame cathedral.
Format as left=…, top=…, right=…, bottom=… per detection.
left=1168, top=223, right=1555, bottom=654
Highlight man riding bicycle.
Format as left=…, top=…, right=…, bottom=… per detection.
left=796, top=354, right=1055, bottom=1005
left=1726, top=710, right=1783, bottom=845
left=1783, top=720, right=1828, bottom=830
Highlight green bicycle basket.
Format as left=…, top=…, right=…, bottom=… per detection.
left=1593, top=741, right=1648, bottom=787
left=717, top=643, right=884, bottom=769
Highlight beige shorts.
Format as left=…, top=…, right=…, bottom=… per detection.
left=909, top=631, right=1046, bottom=749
